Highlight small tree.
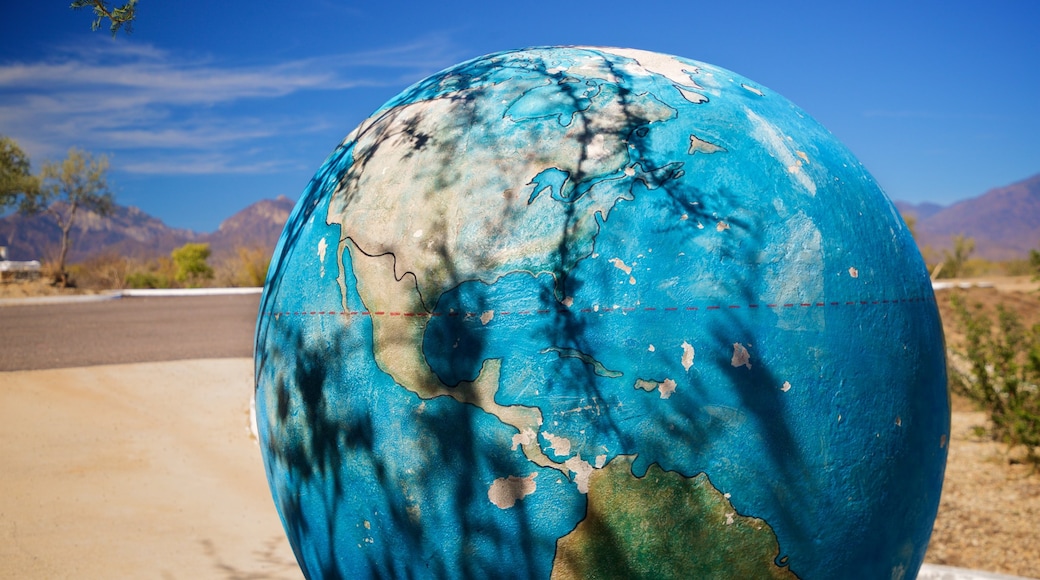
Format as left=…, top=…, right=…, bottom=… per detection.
left=937, top=234, right=975, bottom=279
left=20, top=148, right=113, bottom=287
left=71, top=0, right=138, bottom=36
left=172, top=242, right=214, bottom=287
left=1, top=136, right=38, bottom=208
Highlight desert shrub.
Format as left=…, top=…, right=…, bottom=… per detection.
left=215, top=246, right=271, bottom=287
left=950, top=292, right=1040, bottom=464
left=171, top=242, right=213, bottom=287
left=123, top=255, right=176, bottom=289
left=68, top=252, right=133, bottom=289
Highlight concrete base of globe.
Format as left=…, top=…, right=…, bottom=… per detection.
left=918, top=564, right=1036, bottom=580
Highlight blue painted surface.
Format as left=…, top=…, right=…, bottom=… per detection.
left=255, top=47, right=949, bottom=579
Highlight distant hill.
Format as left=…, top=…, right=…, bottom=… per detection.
left=893, top=200, right=945, bottom=222
left=897, top=173, right=1040, bottom=261
left=0, top=196, right=295, bottom=263
left=200, top=195, right=295, bottom=259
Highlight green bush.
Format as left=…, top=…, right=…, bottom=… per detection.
left=950, top=293, right=1040, bottom=464
left=171, top=242, right=213, bottom=287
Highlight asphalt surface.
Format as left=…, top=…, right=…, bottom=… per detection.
left=0, top=294, right=261, bottom=371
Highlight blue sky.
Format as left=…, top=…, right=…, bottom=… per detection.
left=1, top=0, right=1037, bottom=232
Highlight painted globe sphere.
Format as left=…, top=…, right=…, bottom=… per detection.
left=255, top=47, right=949, bottom=579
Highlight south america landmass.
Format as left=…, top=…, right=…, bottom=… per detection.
left=551, top=456, right=798, bottom=580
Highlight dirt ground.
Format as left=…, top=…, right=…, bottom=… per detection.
left=924, top=276, right=1040, bottom=578
left=0, top=359, right=302, bottom=579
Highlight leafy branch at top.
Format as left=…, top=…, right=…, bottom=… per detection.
left=70, top=0, right=138, bottom=36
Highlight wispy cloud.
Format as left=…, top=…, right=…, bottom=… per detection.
left=0, top=36, right=461, bottom=173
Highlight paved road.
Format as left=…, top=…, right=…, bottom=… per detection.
left=0, top=294, right=261, bottom=371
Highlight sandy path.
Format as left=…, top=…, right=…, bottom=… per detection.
left=0, top=359, right=302, bottom=579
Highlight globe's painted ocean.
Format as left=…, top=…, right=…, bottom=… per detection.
left=255, top=47, right=949, bottom=579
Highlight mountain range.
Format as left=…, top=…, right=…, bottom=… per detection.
left=0, top=196, right=295, bottom=263
left=1, top=173, right=1037, bottom=265
left=895, top=173, right=1040, bottom=261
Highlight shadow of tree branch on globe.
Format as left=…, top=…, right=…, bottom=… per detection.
left=254, top=46, right=949, bottom=580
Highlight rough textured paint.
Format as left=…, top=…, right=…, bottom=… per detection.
left=551, top=456, right=797, bottom=579
left=255, top=47, right=948, bottom=580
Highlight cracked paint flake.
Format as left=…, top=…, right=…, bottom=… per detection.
left=480, top=310, right=494, bottom=325
left=542, top=432, right=573, bottom=457
left=741, top=83, right=764, bottom=96
left=781, top=381, right=792, bottom=392
left=849, top=266, right=859, bottom=278
left=688, top=134, right=726, bottom=155
left=318, top=237, right=328, bottom=278
left=609, top=257, right=633, bottom=275
left=658, top=378, right=677, bottom=399
left=716, top=221, right=730, bottom=232
left=681, top=341, right=695, bottom=371
left=677, top=86, right=709, bottom=104
left=488, top=473, right=537, bottom=509
left=731, top=343, right=751, bottom=369
left=511, top=428, right=536, bottom=450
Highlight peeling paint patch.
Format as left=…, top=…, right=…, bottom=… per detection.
left=725, top=512, right=735, bottom=525
left=688, top=134, right=726, bottom=155
left=562, top=296, right=574, bottom=308
left=542, top=432, right=573, bottom=457
left=318, top=237, right=328, bottom=278
left=849, top=266, right=859, bottom=278
left=731, top=343, right=751, bottom=369
left=741, top=83, right=764, bottom=96
left=716, top=221, right=730, bottom=232
left=648, top=344, right=656, bottom=352
left=681, top=341, right=695, bottom=371
left=677, top=87, right=709, bottom=104
left=564, top=456, right=595, bottom=494
left=511, top=428, right=536, bottom=450
left=781, top=381, right=792, bottom=392
left=488, top=473, right=537, bottom=509
left=634, top=378, right=676, bottom=399
left=609, top=257, right=633, bottom=275
left=480, top=310, right=494, bottom=325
